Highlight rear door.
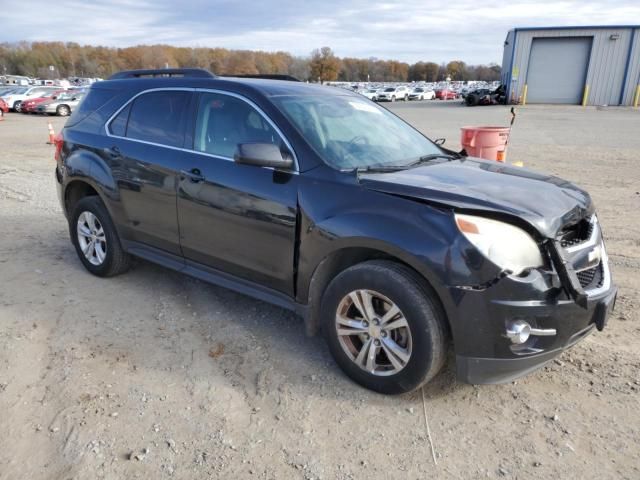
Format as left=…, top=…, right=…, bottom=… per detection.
left=105, top=89, right=192, bottom=255
left=176, top=90, right=298, bottom=295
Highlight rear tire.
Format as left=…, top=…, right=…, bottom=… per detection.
left=322, top=260, right=447, bottom=394
left=70, top=196, right=131, bottom=277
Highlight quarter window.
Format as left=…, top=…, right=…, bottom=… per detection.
left=194, top=92, right=282, bottom=159
left=109, top=103, right=131, bottom=137
left=124, top=91, right=190, bottom=147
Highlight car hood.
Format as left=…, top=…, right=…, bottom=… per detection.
left=358, top=157, right=594, bottom=238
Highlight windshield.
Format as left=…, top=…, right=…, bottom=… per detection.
left=383, top=88, right=395, bottom=92
left=6, top=87, right=27, bottom=95
left=57, top=92, right=78, bottom=100
left=273, top=94, right=442, bottom=170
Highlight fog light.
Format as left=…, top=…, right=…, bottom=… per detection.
left=506, top=320, right=531, bottom=344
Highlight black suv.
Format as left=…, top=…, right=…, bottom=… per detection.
left=55, top=69, right=616, bottom=394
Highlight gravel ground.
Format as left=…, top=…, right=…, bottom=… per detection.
left=0, top=102, right=638, bottom=480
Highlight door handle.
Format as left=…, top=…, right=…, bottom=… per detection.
left=180, top=168, right=205, bottom=183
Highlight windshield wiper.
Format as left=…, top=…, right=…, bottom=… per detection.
left=402, top=153, right=458, bottom=169
left=356, top=164, right=407, bottom=173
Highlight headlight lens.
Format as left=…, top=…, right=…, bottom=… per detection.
left=455, top=213, right=544, bottom=275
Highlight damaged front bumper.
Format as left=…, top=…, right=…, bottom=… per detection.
left=450, top=226, right=616, bottom=385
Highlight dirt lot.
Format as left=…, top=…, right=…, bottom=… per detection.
left=0, top=102, right=638, bottom=480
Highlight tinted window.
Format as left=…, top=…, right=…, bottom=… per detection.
left=68, top=87, right=116, bottom=127
left=126, top=91, right=190, bottom=148
left=194, top=92, right=282, bottom=158
left=109, top=103, right=131, bottom=136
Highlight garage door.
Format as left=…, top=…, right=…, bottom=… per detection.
left=526, top=37, right=592, bottom=104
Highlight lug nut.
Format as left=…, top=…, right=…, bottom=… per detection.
left=373, top=319, right=380, bottom=326
left=381, top=331, right=387, bottom=337
left=364, top=334, right=370, bottom=340
left=374, top=339, right=380, bottom=346
left=363, top=321, right=369, bottom=327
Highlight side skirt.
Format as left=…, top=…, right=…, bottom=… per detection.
left=123, top=241, right=306, bottom=315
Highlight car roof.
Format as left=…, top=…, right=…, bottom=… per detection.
left=96, top=76, right=358, bottom=100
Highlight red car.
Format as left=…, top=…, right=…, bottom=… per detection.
left=21, top=90, right=67, bottom=113
left=435, top=88, right=458, bottom=100
left=0, top=97, right=8, bottom=116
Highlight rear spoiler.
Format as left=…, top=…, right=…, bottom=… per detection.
left=108, top=69, right=215, bottom=79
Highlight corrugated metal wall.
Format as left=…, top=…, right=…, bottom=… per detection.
left=502, top=27, right=640, bottom=106
left=501, top=30, right=515, bottom=86
left=622, top=30, right=640, bottom=105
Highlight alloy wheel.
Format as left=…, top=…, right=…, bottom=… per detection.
left=77, top=211, right=107, bottom=266
left=335, top=289, right=412, bottom=376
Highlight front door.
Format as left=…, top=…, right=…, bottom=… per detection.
left=177, top=91, right=298, bottom=295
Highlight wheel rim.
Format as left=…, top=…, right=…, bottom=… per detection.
left=335, top=289, right=412, bottom=376
left=59, top=106, right=69, bottom=116
left=77, top=211, right=107, bottom=266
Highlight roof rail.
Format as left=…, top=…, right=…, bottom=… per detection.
left=108, top=68, right=215, bottom=80
left=221, top=74, right=301, bottom=82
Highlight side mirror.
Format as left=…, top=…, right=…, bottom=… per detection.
left=234, top=143, right=293, bottom=169
left=434, top=138, right=446, bottom=145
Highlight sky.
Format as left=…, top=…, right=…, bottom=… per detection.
left=2, top=0, right=639, bottom=64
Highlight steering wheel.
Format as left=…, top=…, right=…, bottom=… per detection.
left=347, top=135, right=370, bottom=148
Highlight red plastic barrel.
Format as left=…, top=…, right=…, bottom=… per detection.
left=460, top=126, right=510, bottom=162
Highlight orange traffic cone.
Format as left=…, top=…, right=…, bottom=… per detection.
left=47, top=121, right=55, bottom=145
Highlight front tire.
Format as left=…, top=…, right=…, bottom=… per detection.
left=70, top=196, right=131, bottom=277
left=57, top=105, right=70, bottom=116
left=322, top=260, right=447, bottom=394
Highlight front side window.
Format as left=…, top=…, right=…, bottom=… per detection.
left=194, top=92, right=282, bottom=159
left=125, top=91, right=190, bottom=147
left=272, top=94, right=441, bottom=170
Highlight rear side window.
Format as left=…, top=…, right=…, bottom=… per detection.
left=125, top=91, right=190, bottom=148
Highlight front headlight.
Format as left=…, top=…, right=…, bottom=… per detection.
left=455, top=213, right=544, bottom=275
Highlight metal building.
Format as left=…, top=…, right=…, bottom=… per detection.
left=501, top=26, right=640, bottom=106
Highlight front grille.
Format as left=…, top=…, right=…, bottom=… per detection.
left=559, top=216, right=594, bottom=248
left=576, top=263, right=604, bottom=289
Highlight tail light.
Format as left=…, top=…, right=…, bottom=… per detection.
left=54, top=132, right=64, bottom=163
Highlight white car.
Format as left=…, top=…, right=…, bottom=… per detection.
left=360, top=89, right=380, bottom=101
left=376, top=86, right=410, bottom=102
left=408, top=87, right=436, bottom=101
left=0, top=86, right=61, bottom=112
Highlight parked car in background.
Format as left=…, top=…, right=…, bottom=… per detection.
left=0, top=86, right=61, bottom=112
left=20, top=90, right=67, bottom=113
left=377, top=86, right=410, bottom=102
left=360, top=89, right=380, bottom=101
left=465, top=85, right=507, bottom=106
left=408, top=87, right=435, bottom=101
left=36, top=91, right=84, bottom=116
left=434, top=88, right=458, bottom=100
